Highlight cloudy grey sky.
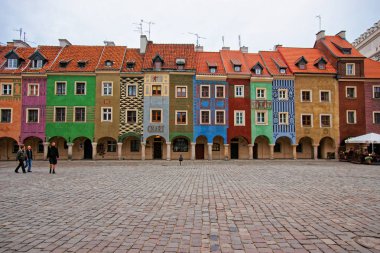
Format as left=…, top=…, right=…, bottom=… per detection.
left=0, top=0, right=379, bottom=52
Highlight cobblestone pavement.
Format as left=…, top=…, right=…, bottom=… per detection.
left=0, top=160, right=379, bottom=253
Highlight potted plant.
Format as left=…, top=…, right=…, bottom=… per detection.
left=364, top=155, right=373, bottom=164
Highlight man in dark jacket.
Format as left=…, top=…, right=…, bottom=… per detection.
left=25, top=145, right=33, bottom=172
left=47, top=142, right=59, bottom=174
left=15, top=145, right=26, bottom=173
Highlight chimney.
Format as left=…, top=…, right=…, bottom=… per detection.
left=7, top=41, right=14, bottom=47
left=240, top=46, right=248, bottom=53
left=140, top=35, right=148, bottom=54
left=11, top=40, right=30, bottom=48
left=195, top=45, right=203, bottom=52
left=273, top=44, right=283, bottom=51
left=316, top=30, right=325, bottom=41
left=222, top=47, right=230, bottom=50
left=336, top=30, right=346, bottom=40
left=59, top=39, right=72, bottom=47
left=104, top=41, right=115, bottom=46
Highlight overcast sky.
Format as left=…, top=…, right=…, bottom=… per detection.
left=0, top=0, right=379, bottom=52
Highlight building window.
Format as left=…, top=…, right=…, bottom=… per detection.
left=152, top=85, right=162, bottom=96
left=255, top=68, right=262, bottom=75
left=320, top=91, right=330, bottom=102
left=278, top=89, right=288, bottom=100
left=32, top=59, right=43, bottom=69
left=298, top=62, right=306, bottom=70
left=26, top=109, right=39, bottom=123
left=173, top=138, right=189, bottom=152
left=274, top=143, right=281, bottom=152
left=55, top=82, right=66, bottom=95
left=38, top=141, right=44, bottom=153
left=1, top=84, right=12, bottom=96
left=256, top=111, right=266, bottom=125
left=301, top=90, right=311, bottom=102
left=102, top=107, right=112, bottom=122
left=74, top=107, right=86, bottom=122
left=318, top=61, right=325, bottom=70
left=107, top=141, right=117, bottom=152
left=320, top=115, right=331, bottom=128
left=215, top=110, right=225, bottom=124
left=126, top=110, right=137, bottom=124
left=55, top=107, right=66, bottom=122
left=373, top=112, right=380, bottom=124
left=200, top=85, right=210, bottom=98
left=279, top=112, right=288, bottom=125
left=234, top=85, right=244, bottom=97
left=215, top=85, right=225, bottom=98
left=0, top=109, right=12, bottom=123
left=154, top=61, right=162, bottom=70
left=234, top=65, right=241, bottom=72
left=373, top=86, right=380, bottom=99
left=346, top=63, right=355, bottom=75
left=212, top=143, right=220, bottom=151
left=176, top=86, right=187, bottom=98
left=7, top=58, right=18, bottom=68
left=28, top=84, right=39, bottom=96
left=347, top=110, right=356, bottom=124
left=75, top=82, right=86, bottom=95
left=105, top=60, right=113, bottom=67
left=200, top=110, right=210, bottom=124
left=102, top=82, right=113, bottom=96
left=151, top=109, right=162, bottom=123
left=346, top=87, right=356, bottom=98
left=127, top=84, right=137, bottom=96
left=301, top=114, right=312, bottom=127
left=209, top=67, right=216, bottom=73
left=176, top=111, right=187, bottom=125
left=234, top=111, right=245, bottom=126
left=130, top=140, right=139, bottom=152
left=256, top=88, right=266, bottom=99
left=279, top=68, right=286, bottom=74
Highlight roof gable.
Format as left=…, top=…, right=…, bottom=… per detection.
left=5, top=50, right=21, bottom=60
left=28, top=50, right=47, bottom=61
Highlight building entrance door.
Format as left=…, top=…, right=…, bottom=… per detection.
left=153, top=138, right=162, bottom=159
left=231, top=139, right=239, bottom=159
left=195, top=144, right=204, bottom=159
left=84, top=139, right=93, bottom=159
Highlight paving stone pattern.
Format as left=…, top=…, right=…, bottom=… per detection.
left=0, top=160, right=379, bottom=253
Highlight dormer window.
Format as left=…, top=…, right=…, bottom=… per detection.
left=5, top=50, right=21, bottom=69
left=207, top=61, right=217, bottom=74
left=7, top=59, right=18, bottom=69
left=332, top=41, right=352, bottom=55
left=176, top=58, right=185, bottom=70
left=77, top=60, right=87, bottom=68
left=295, top=56, right=308, bottom=70
left=154, top=61, right=162, bottom=70
left=105, top=60, right=113, bottom=67
left=231, top=59, right=242, bottom=72
left=32, top=59, right=43, bottom=69
left=314, top=57, right=327, bottom=70
left=210, top=67, right=217, bottom=73
left=152, top=54, right=164, bottom=71
left=234, top=65, right=241, bottom=72
left=279, top=68, right=286, bottom=74
left=126, top=61, right=135, bottom=69
left=252, top=62, right=264, bottom=75
left=59, top=59, right=71, bottom=68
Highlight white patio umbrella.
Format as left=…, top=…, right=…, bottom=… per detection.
left=345, top=133, right=380, bottom=152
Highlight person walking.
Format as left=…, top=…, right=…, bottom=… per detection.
left=15, top=145, right=26, bottom=173
left=25, top=145, right=33, bottom=172
left=179, top=154, right=183, bottom=166
left=47, top=142, right=59, bottom=174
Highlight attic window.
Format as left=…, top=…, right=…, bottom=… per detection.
left=59, top=60, right=70, bottom=68
left=126, top=61, right=135, bottom=69
left=207, top=61, right=217, bottom=74
left=234, top=65, right=241, bottom=72
left=209, top=67, right=217, bottom=73
left=152, top=55, right=164, bottom=70
left=77, top=60, right=87, bottom=68
left=295, top=57, right=308, bottom=70
left=314, top=57, right=327, bottom=70
left=231, top=59, right=242, bottom=72
left=318, top=61, right=325, bottom=70
left=342, top=48, right=351, bottom=55
left=252, top=62, right=264, bottom=75
left=105, top=60, right=113, bottom=67
left=279, top=68, right=286, bottom=74
left=32, top=60, right=43, bottom=69
left=7, top=59, right=18, bottom=69
left=176, top=58, right=185, bottom=70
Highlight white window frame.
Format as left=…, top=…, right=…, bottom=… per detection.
left=200, top=85, right=210, bottom=98
left=300, top=90, right=312, bottom=102
left=7, top=59, right=17, bottom=69
left=74, top=81, right=86, bottom=95
left=209, top=67, right=217, bottom=73
left=255, top=110, right=267, bottom=125
left=175, top=110, right=188, bottom=125
left=373, top=85, right=380, bottom=99
left=0, top=108, right=13, bottom=123
left=73, top=106, right=86, bottom=123
left=55, top=81, right=67, bottom=95
left=127, top=84, right=137, bottom=97
left=31, top=59, right=43, bottom=69
left=102, top=81, right=113, bottom=96
left=54, top=106, right=67, bottom=123
left=175, top=86, right=187, bottom=98
left=256, top=88, right=266, bottom=99
left=319, top=90, right=331, bottom=102
left=346, top=63, right=355, bottom=76
left=320, top=114, right=332, bottom=128
left=234, top=85, right=244, bottom=98
left=346, top=86, right=357, bottom=99
left=234, top=65, right=241, bottom=72
left=150, top=108, right=163, bottom=123
left=126, top=109, right=138, bottom=124
left=279, top=112, right=288, bottom=125
left=234, top=110, right=245, bottom=126
left=1, top=83, right=13, bottom=96
left=373, top=111, right=380, bottom=124
left=279, top=68, right=286, bottom=74
left=27, top=83, right=39, bottom=96
left=200, top=110, right=211, bottom=125
left=101, top=107, right=113, bottom=122
left=26, top=108, right=40, bottom=123
left=215, top=85, right=225, bottom=98
left=278, top=89, right=288, bottom=100
left=255, top=68, right=262, bottom=75
left=301, top=114, right=313, bottom=128
left=346, top=110, right=356, bottom=124
left=215, top=110, right=225, bottom=125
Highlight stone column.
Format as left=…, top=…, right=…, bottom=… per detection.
left=166, top=142, right=171, bottom=161
left=67, top=143, right=73, bottom=160
left=43, top=142, right=49, bottom=160
left=92, top=142, right=97, bottom=160
left=207, top=143, right=213, bottom=161
left=248, top=144, right=253, bottom=160
left=191, top=142, right=196, bottom=160
left=117, top=142, right=123, bottom=160
left=313, top=144, right=319, bottom=160
left=269, top=144, right=275, bottom=160
left=141, top=143, right=146, bottom=160
left=224, top=144, right=229, bottom=160
left=292, top=144, right=297, bottom=160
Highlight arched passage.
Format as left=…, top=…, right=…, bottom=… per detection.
left=0, top=137, right=18, bottom=160
left=171, top=136, right=191, bottom=160
left=72, top=137, right=92, bottom=160
left=212, top=136, right=225, bottom=160
left=273, top=136, right=293, bottom=159
left=23, top=136, right=44, bottom=160
left=48, top=136, right=68, bottom=159
left=297, top=137, right=313, bottom=159
left=96, top=137, right=118, bottom=159
left=230, top=136, right=249, bottom=159
left=122, top=135, right=141, bottom=160
left=318, top=137, right=335, bottom=159
left=146, top=135, right=167, bottom=160
left=253, top=135, right=270, bottom=159
left=195, top=135, right=208, bottom=160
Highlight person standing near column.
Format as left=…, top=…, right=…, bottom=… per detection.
left=25, top=145, right=33, bottom=172
left=47, top=142, right=59, bottom=174
left=15, top=145, right=26, bottom=174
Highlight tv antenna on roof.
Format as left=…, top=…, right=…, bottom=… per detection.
left=238, top=35, right=241, bottom=48
left=142, top=20, right=155, bottom=40
left=316, top=15, right=322, bottom=31
left=14, top=28, right=22, bottom=40
left=188, top=32, right=206, bottom=47
left=133, top=20, right=143, bottom=35
left=222, top=36, right=225, bottom=47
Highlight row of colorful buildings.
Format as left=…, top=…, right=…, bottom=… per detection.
left=0, top=31, right=379, bottom=160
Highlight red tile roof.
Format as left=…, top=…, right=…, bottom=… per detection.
left=196, top=52, right=226, bottom=75
left=243, top=53, right=271, bottom=77
left=320, top=36, right=364, bottom=58
left=0, top=46, right=35, bottom=74
left=48, top=45, right=103, bottom=72
left=277, top=47, right=336, bottom=74
left=0, top=46, right=15, bottom=68
left=121, top=49, right=144, bottom=72
left=364, top=58, right=380, bottom=78
left=220, top=50, right=250, bottom=74
left=142, top=43, right=196, bottom=70
left=96, top=46, right=127, bottom=71
left=259, top=51, right=292, bottom=76
left=22, top=46, right=63, bottom=73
